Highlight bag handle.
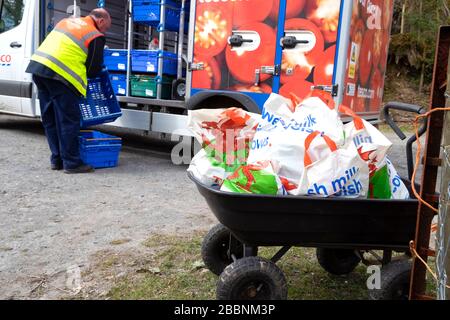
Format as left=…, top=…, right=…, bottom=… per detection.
left=339, top=105, right=365, bottom=130
left=304, top=131, right=338, bottom=167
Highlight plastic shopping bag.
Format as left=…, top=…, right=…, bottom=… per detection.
left=248, top=94, right=345, bottom=193
left=294, top=131, right=370, bottom=198
left=368, top=158, right=410, bottom=199
left=386, top=158, right=410, bottom=199
left=221, top=161, right=286, bottom=195
left=341, top=105, right=392, bottom=173
left=187, top=108, right=260, bottom=187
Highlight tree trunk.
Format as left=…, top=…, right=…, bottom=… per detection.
left=401, top=1, right=407, bottom=34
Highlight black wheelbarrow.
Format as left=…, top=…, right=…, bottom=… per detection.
left=189, top=102, right=428, bottom=300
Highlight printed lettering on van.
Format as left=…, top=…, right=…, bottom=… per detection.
left=0, top=54, right=12, bottom=67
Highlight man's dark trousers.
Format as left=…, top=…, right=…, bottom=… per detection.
left=33, top=75, right=84, bottom=170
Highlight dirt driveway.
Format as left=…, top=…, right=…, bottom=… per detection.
left=0, top=114, right=417, bottom=299
left=0, top=115, right=216, bottom=299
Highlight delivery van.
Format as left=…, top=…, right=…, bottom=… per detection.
left=0, top=0, right=393, bottom=134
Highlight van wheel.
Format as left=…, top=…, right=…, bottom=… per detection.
left=172, top=79, right=186, bottom=100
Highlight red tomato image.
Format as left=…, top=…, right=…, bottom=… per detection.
left=313, top=45, right=336, bottom=86
left=192, top=56, right=222, bottom=90
left=351, top=0, right=360, bottom=27
left=279, top=78, right=314, bottom=102
left=232, top=0, right=274, bottom=27
left=358, top=30, right=374, bottom=87
left=372, top=29, right=383, bottom=69
left=281, top=18, right=324, bottom=84
left=304, top=0, right=341, bottom=43
left=194, top=3, right=232, bottom=57
left=226, top=22, right=276, bottom=84
left=379, top=31, right=390, bottom=71
left=350, top=94, right=368, bottom=113
left=270, top=0, right=305, bottom=21
left=370, top=67, right=384, bottom=111
left=370, top=68, right=384, bottom=101
left=229, top=83, right=272, bottom=94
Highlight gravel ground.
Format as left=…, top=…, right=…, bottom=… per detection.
left=0, top=114, right=426, bottom=299
left=0, top=115, right=215, bottom=299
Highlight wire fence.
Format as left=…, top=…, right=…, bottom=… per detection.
left=437, top=145, right=450, bottom=299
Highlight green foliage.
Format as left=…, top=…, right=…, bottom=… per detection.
left=389, top=0, right=450, bottom=82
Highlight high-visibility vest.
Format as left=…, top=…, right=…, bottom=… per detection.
left=31, top=16, right=104, bottom=97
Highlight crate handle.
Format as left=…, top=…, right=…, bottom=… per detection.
left=85, top=138, right=122, bottom=141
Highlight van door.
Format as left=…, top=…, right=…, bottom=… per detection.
left=0, top=0, right=29, bottom=115
left=189, top=1, right=345, bottom=110
left=279, top=0, right=343, bottom=102
left=190, top=0, right=284, bottom=109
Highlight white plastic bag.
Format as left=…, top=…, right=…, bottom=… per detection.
left=248, top=94, right=346, bottom=192
left=294, top=131, right=370, bottom=198
left=188, top=149, right=233, bottom=187
left=386, top=158, right=410, bottom=199
left=342, top=105, right=392, bottom=173
left=187, top=108, right=260, bottom=187
left=220, top=161, right=287, bottom=195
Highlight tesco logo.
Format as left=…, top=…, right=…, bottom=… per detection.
left=0, top=55, right=12, bottom=63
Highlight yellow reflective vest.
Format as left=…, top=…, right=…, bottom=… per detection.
left=31, top=16, right=103, bottom=97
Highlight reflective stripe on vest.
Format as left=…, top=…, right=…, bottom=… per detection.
left=30, top=17, right=103, bottom=97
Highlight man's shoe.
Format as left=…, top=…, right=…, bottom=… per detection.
left=64, top=164, right=95, bottom=174
left=51, top=163, right=63, bottom=171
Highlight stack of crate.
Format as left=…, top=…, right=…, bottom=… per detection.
left=104, top=0, right=184, bottom=99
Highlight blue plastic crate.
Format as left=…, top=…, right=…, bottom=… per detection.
left=79, top=70, right=122, bottom=128
left=133, top=0, right=181, bottom=32
left=110, top=73, right=127, bottom=96
left=79, top=131, right=122, bottom=169
left=104, top=49, right=128, bottom=72
left=131, top=50, right=177, bottom=76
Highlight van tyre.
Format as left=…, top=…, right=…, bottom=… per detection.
left=368, top=260, right=411, bottom=300
left=316, top=248, right=361, bottom=275
left=217, top=257, right=288, bottom=300
left=172, top=79, right=186, bottom=100
left=201, top=224, right=244, bottom=276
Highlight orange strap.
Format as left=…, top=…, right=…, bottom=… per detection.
left=304, top=131, right=338, bottom=167
left=339, top=105, right=365, bottom=130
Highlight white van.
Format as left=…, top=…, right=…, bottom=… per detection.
left=0, top=0, right=393, bottom=133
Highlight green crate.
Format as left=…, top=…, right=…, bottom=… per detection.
left=130, top=75, right=173, bottom=99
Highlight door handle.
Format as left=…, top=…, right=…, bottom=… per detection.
left=10, top=42, right=22, bottom=48
left=228, top=34, right=253, bottom=48
left=280, top=36, right=308, bottom=49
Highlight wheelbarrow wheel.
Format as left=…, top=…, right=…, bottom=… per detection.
left=201, top=224, right=244, bottom=276
left=316, top=248, right=361, bottom=275
left=216, top=257, right=288, bottom=300
left=368, top=260, right=411, bottom=300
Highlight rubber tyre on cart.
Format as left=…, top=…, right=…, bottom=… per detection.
left=217, top=256, right=288, bottom=300
left=368, top=260, right=412, bottom=300
left=201, top=224, right=244, bottom=276
left=316, top=248, right=361, bottom=275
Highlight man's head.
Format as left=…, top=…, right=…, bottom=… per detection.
left=89, top=8, right=111, bottom=33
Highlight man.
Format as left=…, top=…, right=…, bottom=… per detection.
left=26, top=8, right=112, bottom=174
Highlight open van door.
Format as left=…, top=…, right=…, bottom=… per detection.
left=0, top=0, right=33, bottom=116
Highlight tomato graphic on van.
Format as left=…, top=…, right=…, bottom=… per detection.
left=194, top=2, right=232, bottom=57
left=225, top=22, right=276, bottom=84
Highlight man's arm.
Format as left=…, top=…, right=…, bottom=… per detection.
left=86, top=37, right=106, bottom=78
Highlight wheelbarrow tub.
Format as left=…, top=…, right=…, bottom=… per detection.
left=189, top=173, right=418, bottom=251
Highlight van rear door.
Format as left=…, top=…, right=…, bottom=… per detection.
left=0, top=0, right=31, bottom=115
